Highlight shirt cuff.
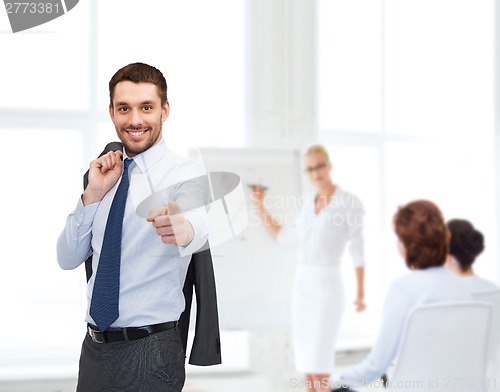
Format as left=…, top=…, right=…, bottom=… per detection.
left=179, top=206, right=209, bottom=256
left=75, top=196, right=100, bottom=232
left=353, top=259, right=365, bottom=268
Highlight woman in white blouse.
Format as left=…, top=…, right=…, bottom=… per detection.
left=331, top=200, right=471, bottom=391
left=253, top=144, right=366, bottom=392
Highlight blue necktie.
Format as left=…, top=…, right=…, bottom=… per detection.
left=90, top=158, right=133, bottom=331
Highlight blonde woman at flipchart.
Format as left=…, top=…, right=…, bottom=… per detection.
left=252, top=144, right=366, bottom=392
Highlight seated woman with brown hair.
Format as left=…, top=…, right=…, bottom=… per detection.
left=331, top=200, right=471, bottom=391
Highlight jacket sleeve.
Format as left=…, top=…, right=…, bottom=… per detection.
left=181, top=241, right=222, bottom=366
left=178, top=258, right=194, bottom=354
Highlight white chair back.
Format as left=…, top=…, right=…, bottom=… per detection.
left=389, top=302, right=492, bottom=392
left=472, top=289, right=500, bottom=390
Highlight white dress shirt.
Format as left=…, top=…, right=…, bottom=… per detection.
left=331, top=266, right=471, bottom=389
left=57, top=139, right=209, bottom=327
left=277, top=186, right=365, bottom=267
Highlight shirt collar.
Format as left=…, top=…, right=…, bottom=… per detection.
left=123, top=138, right=168, bottom=173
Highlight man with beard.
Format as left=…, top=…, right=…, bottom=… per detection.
left=57, top=63, right=209, bottom=391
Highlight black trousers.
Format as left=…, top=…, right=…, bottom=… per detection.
left=76, top=327, right=185, bottom=392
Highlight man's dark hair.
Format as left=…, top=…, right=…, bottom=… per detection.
left=109, top=62, right=168, bottom=105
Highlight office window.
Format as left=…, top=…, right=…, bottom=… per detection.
left=0, top=2, right=90, bottom=110
left=318, top=0, right=382, bottom=133
left=383, top=0, right=495, bottom=279
left=385, top=0, right=493, bottom=137
left=0, top=129, right=86, bottom=370
left=318, top=0, right=496, bottom=323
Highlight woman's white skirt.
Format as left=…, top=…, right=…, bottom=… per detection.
left=291, top=263, right=345, bottom=374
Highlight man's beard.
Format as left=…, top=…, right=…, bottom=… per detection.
left=116, top=120, right=162, bottom=157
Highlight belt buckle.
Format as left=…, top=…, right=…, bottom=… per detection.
left=88, top=326, right=106, bottom=344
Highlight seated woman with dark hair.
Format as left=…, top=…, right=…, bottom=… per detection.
left=446, top=219, right=499, bottom=292
left=331, top=200, right=471, bottom=391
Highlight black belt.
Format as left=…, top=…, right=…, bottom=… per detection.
left=87, top=321, right=177, bottom=344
